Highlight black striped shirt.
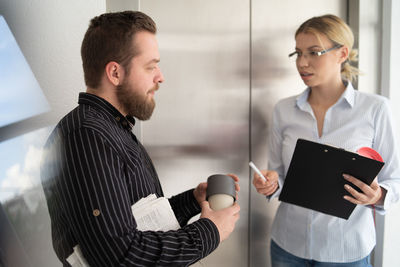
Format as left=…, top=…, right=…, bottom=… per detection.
left=40, top=93, right=219, bottom=266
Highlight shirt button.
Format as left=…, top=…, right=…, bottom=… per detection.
left=115, top=117, right=120, bottom=122
left=93, top=209, right=101, bottom=216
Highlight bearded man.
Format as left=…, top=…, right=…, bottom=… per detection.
left=40, top=11, right=240, bottom=267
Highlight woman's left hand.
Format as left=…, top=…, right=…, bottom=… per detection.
left=343, top=174, right=386, bottom=206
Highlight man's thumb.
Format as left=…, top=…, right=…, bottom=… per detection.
left=201, top=200, right=211, bottom=210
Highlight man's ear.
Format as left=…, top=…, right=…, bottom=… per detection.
left=105, top=61, right=124, bottom=86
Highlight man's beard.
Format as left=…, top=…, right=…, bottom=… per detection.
left=116, top=81, right=157, bottom=120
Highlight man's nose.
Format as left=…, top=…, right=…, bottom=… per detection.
left=156, top=68, right=164, bottom=83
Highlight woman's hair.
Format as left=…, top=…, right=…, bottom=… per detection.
left=295, top=14, right=360, bottom=83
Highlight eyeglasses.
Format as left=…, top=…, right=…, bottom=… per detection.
left=288, top=44, right=343, bottom=61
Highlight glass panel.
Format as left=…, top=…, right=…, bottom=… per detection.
left=0, top=126, right=59, bottom=267
left=0, top=16, right=50, bottom=128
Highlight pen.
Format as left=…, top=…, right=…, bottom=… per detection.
left=249, top=161, right=268, bottom=182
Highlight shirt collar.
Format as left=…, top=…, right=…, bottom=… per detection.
left=78, top=92, right=136, bottom=131
left=341, top=81, right=355, bottom=107
left=296, top=81, right=355, bottom=109
left=296, top=88, right=310, bottom=110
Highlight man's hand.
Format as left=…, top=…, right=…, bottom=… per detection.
left=343, top=174, right=386, bottom=206
left=200, top=201, right=240, bottom=243
left=194, top=173, right=240, bottom=204
left=252, top=170, right=279, bottom=196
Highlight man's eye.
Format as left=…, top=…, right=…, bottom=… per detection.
left=309, top=51, right=320, bottom=56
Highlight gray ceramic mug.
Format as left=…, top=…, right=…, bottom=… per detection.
left=206, top=174, right=236, bottom=210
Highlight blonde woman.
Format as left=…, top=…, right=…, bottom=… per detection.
left=253, top=14, right=400, bottom=266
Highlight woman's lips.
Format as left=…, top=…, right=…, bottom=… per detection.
left=300, top=72, right=313, bottom=81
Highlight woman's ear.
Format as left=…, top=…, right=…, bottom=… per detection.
left=338, top=45, right=349, bottom=64
left=105, top=61, right=124, bottom=86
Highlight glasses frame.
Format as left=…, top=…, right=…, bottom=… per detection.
left=288, top=44, right=343, bottom=59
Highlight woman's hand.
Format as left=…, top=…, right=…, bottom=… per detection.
left=252, top=170, right=279, bottom=196
left=343, top=174, right=386, bottom=206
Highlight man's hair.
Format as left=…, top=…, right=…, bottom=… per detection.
left=81, top=11, right=157, bottom=88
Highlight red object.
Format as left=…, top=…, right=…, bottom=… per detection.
left=357, top=147, right=384, bottom=162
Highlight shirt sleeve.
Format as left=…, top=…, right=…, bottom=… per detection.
left=169, top=189, right=202, bottom=227
left=372, top=98, right=400, bottom=213
left=267, top=103, right=285, bottom=200
left=57, top=128, right=219, bottom=266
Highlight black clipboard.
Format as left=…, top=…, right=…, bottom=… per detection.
left=279, top=138, right=385, bottom=219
